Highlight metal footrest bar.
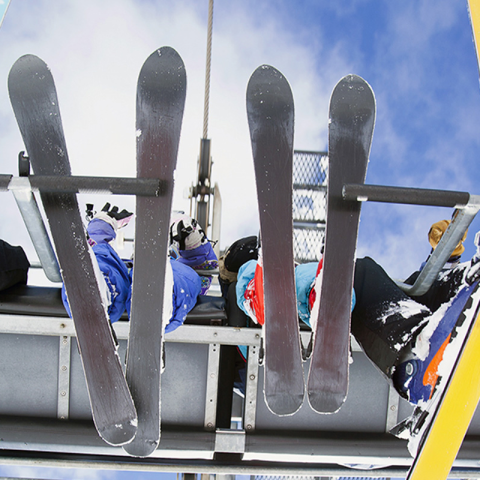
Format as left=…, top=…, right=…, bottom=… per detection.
left=2, top=174, right=163, bottom=196
left=343, top=183, right=471, bottom=208
left=342, top=183, right=480, bottom=296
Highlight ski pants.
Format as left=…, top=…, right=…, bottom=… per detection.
left=351, top=257, right=431, bottom=378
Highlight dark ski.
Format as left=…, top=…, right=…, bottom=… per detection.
left=391, top=281, right=479, bottom=443
left=124, top=47, right=186, bottom=457
left=307, top=75, right=375, bottom=413
left=247, top=65, right=305, bottom=416
left=8, top=54, right=137, bottom=445
left=387, top=281, right=480, bottom=478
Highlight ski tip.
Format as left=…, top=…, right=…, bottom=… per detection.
left=331, top=73, right=375, bottom=104
left=264, top=392, right=305, bottom=417
left=247, top=64, right=290, bottom=92
left=246, top=63, right=294, bottom=132
left=8, top=54, right=50, bottom=91
left=11, top=53, right=45, bottom=68
left=98, top=420, right=138, bottom=447
left=137, top=46, right=187, bottom=108
left=337, top=73, right=371, bottom=88
left=123, top=436, right=159, bottom=457
left=142, top=46, right=186, bottom=75
left=154, top=45, right=184, bottom=63
left=307, top=390, right=346, bottom=414
left=251, top=63, right=281, bottom=77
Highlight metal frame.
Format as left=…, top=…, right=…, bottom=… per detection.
left=11, top=184, right=61, bottom=283
left=343, top=183, right=480, bottom=296
left=0, top=314, right=434, bottom=441
left=4, top=167, right=480, bottom=476
left=1, top=304, right=480, bottom=474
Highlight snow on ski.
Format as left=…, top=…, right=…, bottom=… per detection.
left=8, top=54, right=137, bottom=446
left=405, top=281, right=480, bottom=479
left=247, top=64, right=305, bottom=416
left=406, top=5, right=480, bottom=477
left=307, top=75, right=375, bottom=414
left=124, top=47, right=186, bottom=457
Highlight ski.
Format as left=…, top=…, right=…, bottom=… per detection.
left=403, top=281, right=480, bottom=479
left=307, top=75, right=375, bottom=413
left=8, top=54, right=137, bottom=445
left=247, top=65, right=305, bottom=416
left=124, top=47, right=186, bottom=457
left=404, top=5, right=480, bottom=477
left=391, top=282, right=478, bottom=444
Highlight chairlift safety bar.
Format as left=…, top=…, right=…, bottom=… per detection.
left=0, top=174, right=163, bottom=197
left=343, top=183, right=480, bottom=296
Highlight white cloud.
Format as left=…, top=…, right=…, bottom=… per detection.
left=1, top=0, right=478, bottom=281
left=0, top=0, right=349, bottom=263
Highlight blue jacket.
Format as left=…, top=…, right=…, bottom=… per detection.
left=167, top=259, right=202, bottom=333
left=176, top=242, right=218, bottom=270
left=61, top=242, right=132, bottom=324
left=295, top=262, right=318, bottom=327
left=236, top=259, right=258, bottom=316
left=62, top=219, right=201, bottom=330
left=235, top=260, right=356, bottom=328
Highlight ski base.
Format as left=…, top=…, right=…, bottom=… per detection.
left=307, top=74, right=375, bottom=414
left=247, top=64, right=305, bottom=416
left=8, top=53, right=137, bottom=446
left=124, top=46, right=186, bottom=457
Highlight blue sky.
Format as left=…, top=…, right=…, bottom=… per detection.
left=0, top=0, right=480, bottom=476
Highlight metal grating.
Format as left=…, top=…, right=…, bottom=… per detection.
left=293, top=150, right=328, bottom=264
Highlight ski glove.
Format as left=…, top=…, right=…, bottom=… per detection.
left=86, top=203, right=133, bottom=229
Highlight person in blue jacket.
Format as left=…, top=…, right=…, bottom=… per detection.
left=169, top=214, right=218, bottom=295
left=61, top=204, right=201, bottom=333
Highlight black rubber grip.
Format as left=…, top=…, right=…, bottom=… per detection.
left=343, top=183, right=470, bottom=208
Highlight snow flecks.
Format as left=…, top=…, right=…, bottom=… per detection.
left=379, top=299, right=428, bottom=326
left=403, top=285, right=480, bottom=456
left=136, top=129, right=142, bottom=137
left=436, top=286, right=480, bottom=379
left=411, top=301, right=451, bottom=361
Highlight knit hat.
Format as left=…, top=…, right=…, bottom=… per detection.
left=428, top=219, right=467, bottom=257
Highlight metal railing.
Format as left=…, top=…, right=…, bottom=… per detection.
left=293, top=150, right=328, bottom=263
